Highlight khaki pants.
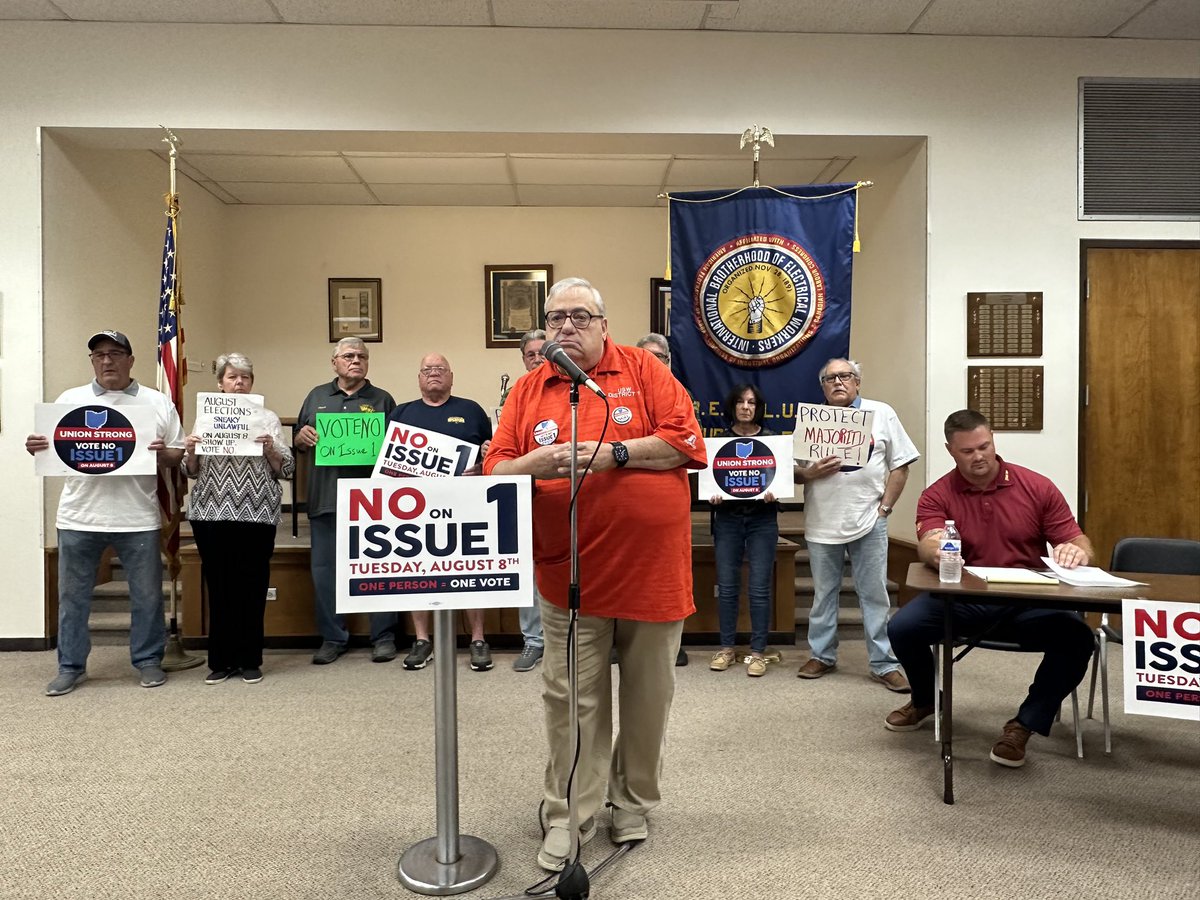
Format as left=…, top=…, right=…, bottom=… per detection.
left=540, top=599, right=685, bottom=828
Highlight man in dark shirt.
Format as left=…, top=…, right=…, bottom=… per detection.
left=388, top=353, right=494, bottom=671
left=295, top=338, right=398, bottom=664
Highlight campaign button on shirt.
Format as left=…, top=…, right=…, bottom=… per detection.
left=534, top=419, right=559, bottom=446
left=612, top=406, right=632, bottom=425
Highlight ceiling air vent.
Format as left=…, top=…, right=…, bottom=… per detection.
left=1079, top=78, right=1200, bottom=221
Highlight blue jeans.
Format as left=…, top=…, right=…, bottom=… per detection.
left=712, top=511, right=777, bottom=653
left=520, top=584, right=544, bottom=650
left=887, top=592, right=1095, bottom=735
left=309, top=514, right=397, bottom=645
left=57, top=528, right=165, bottom=673
left=805, top=516, right=900, bottom=674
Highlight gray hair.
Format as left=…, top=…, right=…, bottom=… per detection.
left=817, top=357, right=862, bottom=384
left=546, top=277, right=606, bottom=315
left=215, top=352, right=254, bottom=381
left=636, top=332, right=669, bottom=352
left=520, top=329, right=546, bottom=353
left=333, top=337, right=367, bottom=357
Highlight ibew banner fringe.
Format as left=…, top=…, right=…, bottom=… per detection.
left=669, top=184, right=856, bottom=435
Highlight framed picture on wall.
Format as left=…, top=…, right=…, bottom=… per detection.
left=328, top=278, right=383, bottom=343
left=484, top=264, right=553, bottom=348
left=650, top=277, right=671, bottom=336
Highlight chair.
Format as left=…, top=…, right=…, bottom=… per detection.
left=1087, top=537, right=1200, bottom=754
left=933, top=635, right=1084, bottom=759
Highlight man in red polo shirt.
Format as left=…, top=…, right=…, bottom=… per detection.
left=484, top=276, right=706, bottom=872
left=884, top=409, right=1096, bottom=768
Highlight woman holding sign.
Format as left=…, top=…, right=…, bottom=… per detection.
left=183, top=353, right=294, bottom=685
left=708, top=384, right=780, bottom=677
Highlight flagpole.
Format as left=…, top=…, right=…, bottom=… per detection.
left=159, top=127, right=202, bottom=672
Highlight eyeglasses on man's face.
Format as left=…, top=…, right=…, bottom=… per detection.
left=336, top=352, right=368, bottom=362
left=821, top=372, right=857, bottom=384
left=545, top=309, right=602, bottom=330
left=650, top=351, right=670, bottom=363
left=420, top=366, right=449, bottom=376
left=90, top=351, right=129, bottom=361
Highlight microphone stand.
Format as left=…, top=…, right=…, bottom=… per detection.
left=556, top=381, right=590, bottom=900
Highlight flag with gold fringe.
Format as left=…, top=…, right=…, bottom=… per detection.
left=156, top=193, right=186, bottom=577
left=668, top=183, right=858, bottom=435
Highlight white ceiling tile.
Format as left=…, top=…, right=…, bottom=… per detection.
left=0, top=0, right=67, bottom=19
left=52, top=0, right=278, bottom=23
left=517, top=185, right=661, bottom=207
left=912, top=0, right=1149, bottom=38
left=219, top=182, right=375, bottom=205
left=706, top=0, right=929, bottom=33
left=272, top=0, right=490, bottom=26
left=1115, top=0, right=1200, bottom=39
left=347, top=155, right=511, bottom=184
left=510, top=157, right=671, bottom=186
left=182, top=154, right=358, bottom=183
left=371, top=183, right=518, bottom=205
left=494, top=0, right=706, bottom=30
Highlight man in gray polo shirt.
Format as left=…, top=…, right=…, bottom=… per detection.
left=294, top=337, right=397, bottom=664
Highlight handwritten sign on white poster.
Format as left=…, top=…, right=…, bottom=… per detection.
left=792, top=403, right=875, bottom=467
left=192, top=392, right=266, bottom=456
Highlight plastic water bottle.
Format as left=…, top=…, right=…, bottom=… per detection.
left=939, top=520, right=963, bottom=583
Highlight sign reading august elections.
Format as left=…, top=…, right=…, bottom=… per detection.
left=193, top=392, right=265, bottom=456
left=1122, top=598, right=1200, bottom=722
left=315, top=411, right=386, bottom=466
left=335, top=475, right=533, bottom=614
left=697, top=434, right=795, bottom=501
left=372, top=422, right=479, bottom=479
left=33, top=403, right=157, bottom=476
left=792, top=402, right=875, bottom=467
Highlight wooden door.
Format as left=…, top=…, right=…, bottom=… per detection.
left=1083, top=247, right=1200, bottom=569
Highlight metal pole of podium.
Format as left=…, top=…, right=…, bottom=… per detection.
left=397, top=608, right=499, bottom=895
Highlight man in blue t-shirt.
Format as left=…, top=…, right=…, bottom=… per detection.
left=388, top=353, right=494, bottom=672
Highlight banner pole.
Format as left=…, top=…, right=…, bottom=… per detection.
left=398, top=608, right=498, bottom=895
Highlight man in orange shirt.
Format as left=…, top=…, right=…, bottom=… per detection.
left=484, top=277, right=706, bottom=873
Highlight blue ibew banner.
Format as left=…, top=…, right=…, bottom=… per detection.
left=668, top=184, right=857, bottom=436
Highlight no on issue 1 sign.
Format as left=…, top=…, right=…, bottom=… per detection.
left=335, top=475, right=534, bottom=614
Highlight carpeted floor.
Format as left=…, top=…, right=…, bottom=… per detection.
left=2, top=640, right=1197, bottom=900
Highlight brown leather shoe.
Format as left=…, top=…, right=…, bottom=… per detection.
left=797, top=658, right=836, bottom=679
left=870, top=670, right=912, bottom=693
left=884, top=701, right=935, bottom=732
left=989, top=718, right=1033, bottom=767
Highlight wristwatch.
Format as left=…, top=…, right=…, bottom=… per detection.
left=611, top=441, right=630, bottom=468
left=879, top=504, right=893, bottom=516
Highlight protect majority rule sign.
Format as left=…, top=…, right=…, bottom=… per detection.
left=335, top=476, right=534, bottom=614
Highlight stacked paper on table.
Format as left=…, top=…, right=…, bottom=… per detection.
left=964, top=567, right=1059, bottom=585
left=1040, top=558, right=1148, bottom=588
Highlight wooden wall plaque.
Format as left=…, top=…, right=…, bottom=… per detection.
left=968, top=366, right=1044, bottom=431
left=967, top=292, right=1043, bottom=358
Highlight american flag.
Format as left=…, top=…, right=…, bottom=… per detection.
left=157, top=198, right=186, bottom=575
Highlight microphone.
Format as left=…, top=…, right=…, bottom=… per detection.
left=542, top=340, right=605, bottom=398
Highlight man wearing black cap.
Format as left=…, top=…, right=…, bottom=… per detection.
left=26, top=330, right=186, bottom=696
